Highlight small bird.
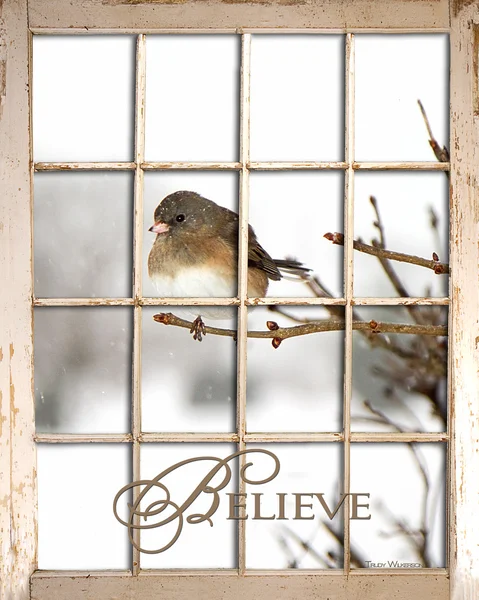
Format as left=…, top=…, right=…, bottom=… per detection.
left=148, top=191, right=310, bottom=340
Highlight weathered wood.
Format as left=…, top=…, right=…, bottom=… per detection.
left=1, top=1, right=475, bottom=599
left=0, top=2, right=37, bottom=599
left=27, top=0, right=449, bottom=31
left=449, top=3, right=479, bottom=599
left=30, top=572, right=449, bottom=599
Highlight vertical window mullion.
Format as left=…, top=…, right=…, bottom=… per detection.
left=343, top=32, right=355, bottom=574
left=237, top=32, right=251, bottom=575
left=132, top=33, right=147, bottom=576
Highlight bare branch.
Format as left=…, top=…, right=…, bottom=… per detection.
left=417, top=99, right=450, bottom=166
left=370, top=195, right=386, bottom=249
left=362, top=400, right=432, bottom=565
left=369, top=196, right=423, bottom=320
left=279, top=525, right=333, bottom=568
left=324, top=232, right=449, bottom=275
left=319, top=520, right=366, bottom=568
left=153, top=313, right=447, bottom=345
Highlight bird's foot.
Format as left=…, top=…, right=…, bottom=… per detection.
left=190, top=316, right=206, bottom=342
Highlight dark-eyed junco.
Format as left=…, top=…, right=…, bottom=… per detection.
left=148, top=191, right=309, bottom=338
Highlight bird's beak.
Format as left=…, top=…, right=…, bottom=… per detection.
left=149, top=221, right=170, bottom=234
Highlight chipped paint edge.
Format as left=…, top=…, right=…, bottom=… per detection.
left=450, top=2, right=479, bottom=599
left=0, top=2, right=37, bottom=600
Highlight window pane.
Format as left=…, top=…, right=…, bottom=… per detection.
left=142, top=306, right=236, bottom=433
left=247, top=307, right=343, bottom=433
left=355, top=34, right=449, bottom=161
left=250, top=35, right=344, bottom=161
left=38, top=444, right=131, bottom=569
left=352, top=306, right=448, bottom=433
left=246, top=444, right=343, bottom=569
left=33, top=36, right=135, bottom=161
left=139, top=444, right=236, bottom=568
left=353, top=172, right=449, bottom=298
left=350, top=443, right=446, bottom=569
left=249, top=172, right=343, bottom=298
left=34, top=172, right=133, bottom=298
left=143, top=171, right=239, bottom=298
left=145, top=36, right=239, bottom=161
left=35, top=307, right=132, bottom=433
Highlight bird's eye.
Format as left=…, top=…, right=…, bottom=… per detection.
left=176, top=214, right=186, bottom=223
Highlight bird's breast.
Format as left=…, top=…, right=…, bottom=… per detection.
left=150, top=267, right=237, bottom=299
left=150, top=268, right=237, bottom=320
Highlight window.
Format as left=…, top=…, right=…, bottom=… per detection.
left=1, top=1, right=478, bottom=599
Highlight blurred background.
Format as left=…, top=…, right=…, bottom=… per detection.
left=33, top=33, right=448, bottom=570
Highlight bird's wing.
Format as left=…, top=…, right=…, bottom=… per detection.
left=247, top=226, right=282, bottom=281
left=220, top=215, right=282, bottom=281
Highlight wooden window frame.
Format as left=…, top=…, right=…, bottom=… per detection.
left=1, top=0, right=478, bottom=598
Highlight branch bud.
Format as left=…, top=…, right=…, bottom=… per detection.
left=324, top=232, right=344, bottom=245
left=154, top=313, right=171, bottom=324
left=272, top=337, right=282, bottom=349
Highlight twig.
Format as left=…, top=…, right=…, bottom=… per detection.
left=362, top=401, right=431, bottom=566
left=370, top=196, right=386, bottom=249
left=324, top=232, right=449, bottom=275
left=368, top=195, right=433, bottom=329
left=279, top=525, right=332, bottom=568
left=153, top=313, right=447, bottom=346
left=275, top=532, right=300, bottom=569
left=370, top=196, right=412, bottom=300
left=429, top=207, right=444, bottom=258
left=319, top=520, right=366, bottom=568
left=417, top=99, right=450, bottom=167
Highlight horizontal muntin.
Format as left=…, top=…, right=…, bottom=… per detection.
left=33, top=297, right=240, bottom=306
left=350, top=432, right=448, bottom=442
left=140, top=433, right=239, bottom=443
left=352, top=161, right=449, bottom=171
left=34, top=432, right=447, bottom=443
left=33, top=161, right=450, bottom=171
left=248, top=161, right=347, bottom=170
left=31, top=567, right=449, bottom=577
left=33, top=296, right=449, bottom=307
left=29, top=28, right=451, bottom=35
left=34, top=433, right=238, bottom=443
left=142, top=161, right=242, bottom=170
left=34, top=433, right=134, bottom=443
left=34, top=162, right=136, bottom=170
left=352, top=297, right=449, bottom=305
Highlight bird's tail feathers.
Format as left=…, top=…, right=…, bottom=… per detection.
left=274, top=259, right=312, bottom=281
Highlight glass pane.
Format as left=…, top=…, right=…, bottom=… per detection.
left=142, top=306, right=236, bottom=432
left=352, top=306, right=447, bottom=433
left=35, top=307, right=132, bottom=433
left=143, top=172, right=238, bottom=298
left=33, top=36, right=135, bottom=161
left=350, top=443, right=446, bottom=568
left=247, top=307, right=343, bottom=432
left=250, top=35, right=344, bottom=161
left=246, top=444, right=343, bottom=569
left=145, top=36, right=239, bottom=161
left=34, top=172, right=133, bottom=298
left=353, top=172, right=449, bottom=297
left=249, top=172, right=343, bottom=298
left=355, top=34, right=449, bottom=161
left=38, top=444, right=130, bottom=569
left=139, top=443, right=236, bottom=568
